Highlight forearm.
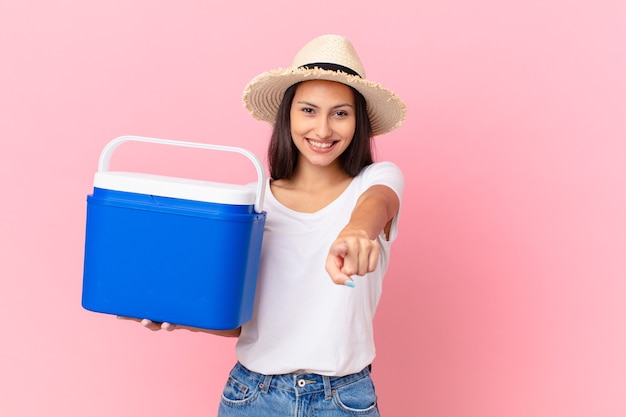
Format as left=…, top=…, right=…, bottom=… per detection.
left=176, top=325, right=241, bottom=337
left=343, top=185, right=399, bottom=240
left=326, top=185, right=400, bottom=283
left=120, top=317, right=241, bottom=337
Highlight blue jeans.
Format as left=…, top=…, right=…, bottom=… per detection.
left=217, top=362, right=380, bottom=416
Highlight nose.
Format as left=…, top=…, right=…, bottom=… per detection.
left=315, top=117, right=333, bottom=139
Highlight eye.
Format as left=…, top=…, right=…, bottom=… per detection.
left=301, top=107, right=314, bottom=114
left=335, top=110, right=350, bottom=118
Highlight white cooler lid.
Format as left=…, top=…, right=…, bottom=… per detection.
left=94, top=171, right=257, bottom=205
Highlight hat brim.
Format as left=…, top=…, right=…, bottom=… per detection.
left=243, top=67, right=406, bottom=137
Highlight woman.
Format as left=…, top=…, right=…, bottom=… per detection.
left=139, top=34, right=405, bottom=416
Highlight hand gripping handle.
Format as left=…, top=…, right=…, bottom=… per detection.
left=98, top=135, right=266, bottom=213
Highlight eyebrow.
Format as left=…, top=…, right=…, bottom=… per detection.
left=296, top=100, right=354, bottom=109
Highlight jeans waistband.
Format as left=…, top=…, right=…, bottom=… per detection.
left=231, top=362, right=372, bottom=398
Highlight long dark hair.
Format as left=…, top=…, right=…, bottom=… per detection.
left=268, top=81, right=373, bottom=180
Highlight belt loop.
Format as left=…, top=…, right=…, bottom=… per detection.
left=260, top=374, right=272, bottom=394
left=323, top=375, right=333, bottom=400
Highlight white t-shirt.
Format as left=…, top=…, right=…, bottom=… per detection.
left=236, top=162, right=404, bottom=376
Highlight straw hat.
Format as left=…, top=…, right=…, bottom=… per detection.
left=242, top=34, right=406, bottom=137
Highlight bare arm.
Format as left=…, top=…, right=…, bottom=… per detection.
left=325, top=184, right=400, bottom=286
left=118, top=317, right=241, bottom=337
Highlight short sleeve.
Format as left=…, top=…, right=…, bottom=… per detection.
left=359, top=162, right=405, bottom=244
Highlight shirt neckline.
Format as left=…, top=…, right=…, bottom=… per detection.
left=266, top=176, right=357, bottom=216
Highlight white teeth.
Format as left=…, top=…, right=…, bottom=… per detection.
left=308, top=140, right=334, bottom=149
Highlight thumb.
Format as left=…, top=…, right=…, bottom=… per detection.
left=326, top=243, right=354, bottom=287
left=329, top=242, right=348, bottom=257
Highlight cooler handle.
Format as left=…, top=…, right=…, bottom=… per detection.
left=98, top=135, right=266, bottom=214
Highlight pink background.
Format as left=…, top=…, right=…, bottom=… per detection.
left=1, top=1, right=625, bottom=416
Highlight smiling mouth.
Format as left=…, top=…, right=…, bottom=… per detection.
left=307, top=139, right=338, bottom=149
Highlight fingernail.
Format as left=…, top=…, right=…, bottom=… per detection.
left=141, top=319, right=150, bottom=327
left=345, top=281, right=355, bottom=288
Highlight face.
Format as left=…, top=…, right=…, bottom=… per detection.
left=289, top=80, right=356, bottom=170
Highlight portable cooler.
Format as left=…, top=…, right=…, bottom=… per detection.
left=81, top=136, right=266, bottom=330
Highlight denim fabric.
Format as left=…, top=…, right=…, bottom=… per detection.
left=217, top=362, right=380, bottom=417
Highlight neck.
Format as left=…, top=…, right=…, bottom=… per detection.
left=290, top=160, right=351, bottom=191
